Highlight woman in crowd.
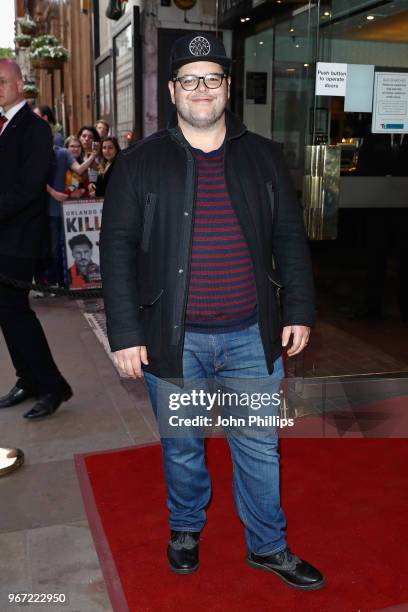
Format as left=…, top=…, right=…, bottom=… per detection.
left=64, top=136, right=89, bottom=198
left=77, top=125, right=101, bottom=184
left=34, top=133, right=99, bottom=291
left=89, top=137, right=120, bottom=197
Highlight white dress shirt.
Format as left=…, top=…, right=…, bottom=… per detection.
left=0, top=99, right=27, bottom=135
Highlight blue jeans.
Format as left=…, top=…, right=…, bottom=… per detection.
left=144, top=323, right=287, bottom=556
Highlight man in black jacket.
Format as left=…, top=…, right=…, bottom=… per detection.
left=101, top=34, right=324, bottom=589
left=0, top=59, right=72, bottom=419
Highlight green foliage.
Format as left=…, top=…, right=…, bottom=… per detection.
left=23, top=83, right=39, bottom=95
left=30, top=45, right=69, bottom=61
left=30, top=34, right=69, bottom=62
left=15, top=34, right=32, bottom=45
left=17, top=15, right=36, bottom=31
left=31, top=35, right=60, bottom=50
left=30, top=35, right=69, bottom=62
left=0, top=48, right=16, bottom=59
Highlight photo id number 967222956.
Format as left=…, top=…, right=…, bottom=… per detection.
left=8, top=593, right=68, bottom=605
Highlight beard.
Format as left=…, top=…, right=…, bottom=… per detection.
left=175, top=92, right=228, bottom=129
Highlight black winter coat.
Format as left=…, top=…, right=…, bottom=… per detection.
left=100, top=110, right=315, bottom=382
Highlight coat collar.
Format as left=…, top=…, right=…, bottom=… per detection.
left=167, top=108, right=247, bottom=148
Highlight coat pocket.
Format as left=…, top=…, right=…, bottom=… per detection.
left=266, top=181, right=275, bottom=224
left=139, top=288, right=163, bottom=309
left=138, top=289, right=163, bottom=356
left=141, top=192, right=157, bottom=253
left=267, top=271, right=283, bottom=290
left=267, top=272, right=283, bottom=325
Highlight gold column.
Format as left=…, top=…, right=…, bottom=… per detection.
left=303, top=144, right=341, bottom=241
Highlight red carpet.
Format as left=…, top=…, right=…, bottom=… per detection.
left=75, top=438, right=408, bottom=612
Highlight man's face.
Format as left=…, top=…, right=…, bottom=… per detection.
left=72, top=244, right=92, bottom=270
left=96, top=122, right=109, bottom=139
left=0, top=61, right=24, bottom=112
left=168, top=61, right=230, bottom=129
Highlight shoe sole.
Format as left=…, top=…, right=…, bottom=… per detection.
left=168, top=561, right=199, bottom=575
left=246, top=558, right=326, bottom=591
left=0, top=398, right=35, bottom=409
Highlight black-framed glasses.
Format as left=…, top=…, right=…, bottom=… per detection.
left=173, top=73, right=227, bottom=91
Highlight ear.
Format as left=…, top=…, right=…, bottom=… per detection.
left=17, top=78, right=24, bottom=95
left=227, top=76, right=231, bottom=101
left=168, top=80, right=176, bottom=105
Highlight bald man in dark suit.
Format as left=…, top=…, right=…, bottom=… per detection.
left=0, top=59, right=72, bottom=419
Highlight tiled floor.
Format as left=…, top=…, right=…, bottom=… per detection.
left=0, top=296, right=158, bottom=612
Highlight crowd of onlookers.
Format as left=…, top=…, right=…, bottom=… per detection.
left=32, top=106, right=120, bottom=199
left=31, top=106, right=121, bottom=292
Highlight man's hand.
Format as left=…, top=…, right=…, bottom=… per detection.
left=91, top=142, right=100, bottom=156
left=54, top=190, right=69, bottom=203
left=70, top=187, right=85, bottom=198
left=282, top=325, right=310, bottom=357
left=47, top=185, right=69, bottom=202
left=112, top=346, right=149, bottom=378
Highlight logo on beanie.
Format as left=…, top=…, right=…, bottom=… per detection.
left=189, top=36, right=211, bottom=57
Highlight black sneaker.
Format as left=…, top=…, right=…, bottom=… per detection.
left=247, top=547, right=325, bottom=590
left=167, top=530, right=200, bottom=575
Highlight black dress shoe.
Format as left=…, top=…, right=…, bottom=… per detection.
left=0, top=385, right=35, bottom=408
left=167, top=530, right=200, bottom=574
left=23, top=386, right=73, bottom=420
left=247, top=547, right=325, bottom=590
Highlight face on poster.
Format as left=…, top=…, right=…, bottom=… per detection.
left=62, top=199, right=103, bottom=290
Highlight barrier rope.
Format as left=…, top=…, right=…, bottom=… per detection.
left=0, top=271, right=103, bottom=300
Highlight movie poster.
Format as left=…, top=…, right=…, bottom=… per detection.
left=62, top=198, right=103, bottom=291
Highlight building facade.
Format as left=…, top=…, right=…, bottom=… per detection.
left=15, top=0, right=95, bottom=135
left=17, top=0, right=222, bottom=145
left=93, top=0, right=221, bottom=145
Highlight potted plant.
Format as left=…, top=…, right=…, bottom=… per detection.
left=15, top=34, right=32, bottom=48
left=23, top=82, right=39, bottom=99
left=17, top=15, right=37, bottom=36
left=31, top=35, right=60, bottom=49
left=30, top=35, right=69, bottom=70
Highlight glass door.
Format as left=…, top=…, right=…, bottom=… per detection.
left=271, top=0, right=408, bottom=380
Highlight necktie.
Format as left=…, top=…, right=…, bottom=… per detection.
left=0, top=114, right=8, bottom=133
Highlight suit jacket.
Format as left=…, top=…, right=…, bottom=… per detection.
left=0, top=103, right=53, bottom=258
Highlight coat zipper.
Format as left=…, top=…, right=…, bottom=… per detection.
left=141, top=192, right=156, bottom=252
left=266, top=180, right=275, bottom=224
left=173, top=145, right=197, bottom=380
